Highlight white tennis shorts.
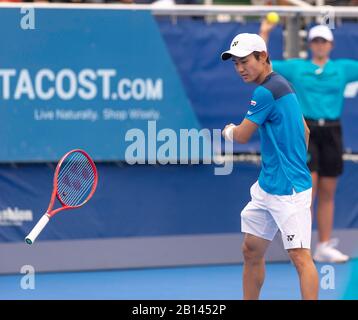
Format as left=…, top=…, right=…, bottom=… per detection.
left=241, top=181, right=312, bottom=250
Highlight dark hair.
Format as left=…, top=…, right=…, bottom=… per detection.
left=253, top=51, right=270, bottom=64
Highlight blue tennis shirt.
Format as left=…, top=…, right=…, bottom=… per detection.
left=245, top=72, right=312, bottom=195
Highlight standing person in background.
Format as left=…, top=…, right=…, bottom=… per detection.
left=260, top=21, right=358, bottom=263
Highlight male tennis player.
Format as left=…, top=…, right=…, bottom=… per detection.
left=260, top=23, right=358, bottom=263
left=221, top=33, right=318, bottom=300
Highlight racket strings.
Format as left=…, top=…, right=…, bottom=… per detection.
left=57, top=152, right=95, bottom=206
left=58, top=160, right=94, bottom=206
left=58, top=158, right=94, bottom=204
left=57, top=153, right=88, bottom=192
left=58, top=160, right=90, bottom=204
left=58, top=162, right=93, bottom=206
left=57, top=152, right=84, bottom=181
left=58, top=154, right=90, bottom=190
left=64, top=166, right=94, bottom=206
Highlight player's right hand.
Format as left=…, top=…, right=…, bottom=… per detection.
left=222, top=123, right=236, bottom=142
left=260, top=19, right=277, bottom=35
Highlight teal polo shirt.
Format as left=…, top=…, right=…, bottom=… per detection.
left=272, top=59, right=358, bottom=120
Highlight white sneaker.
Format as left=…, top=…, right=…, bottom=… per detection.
left=313, top=238, right=350, bottom=263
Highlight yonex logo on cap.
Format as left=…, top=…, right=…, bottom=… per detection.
left=221, top=33, right=267, bottom=60
left=250, top=100, right=257, bottom=106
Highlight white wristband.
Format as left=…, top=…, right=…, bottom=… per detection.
left=224, top=125, right=235, bottom=142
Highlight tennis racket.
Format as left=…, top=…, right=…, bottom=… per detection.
left=25, top=149, right=98, bottom=245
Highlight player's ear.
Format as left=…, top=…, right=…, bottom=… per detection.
left=260, top=51, right=268, bottom=64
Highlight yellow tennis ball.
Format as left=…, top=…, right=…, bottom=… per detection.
left=266, top=12, right=280, bottom=24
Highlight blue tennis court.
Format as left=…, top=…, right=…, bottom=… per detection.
left=0, top=260, right=355, bottom=300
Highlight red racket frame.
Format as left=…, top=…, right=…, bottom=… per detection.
left=46, top=149, right=98, bottom=218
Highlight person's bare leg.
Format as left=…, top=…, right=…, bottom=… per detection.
left=242, top=233, right=271, bottom=300
left=288, top=248, right=319, bottom=300
left=317, top=177, right=337, bottom=242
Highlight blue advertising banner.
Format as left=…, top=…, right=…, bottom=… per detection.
left=331, top=23, right=358, bottom=153
left=0, top=7, right=357, bottom=162
left=1, top=161, right=358, bottom=243
left=0, top=8, right=200, bottom=162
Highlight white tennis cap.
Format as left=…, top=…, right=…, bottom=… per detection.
left=221, top=33, right=267, bottom=61
left=308, top=25, right=334, bottom=42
